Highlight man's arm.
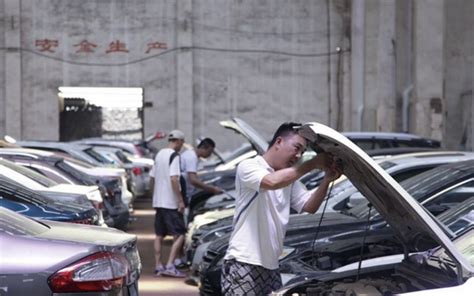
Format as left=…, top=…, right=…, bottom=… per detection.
left=170, top=175, right=185, bottom=213
left=188, top=172, right=222, bottom=194
left=260, top=153, right=330, bottom=190
left=149, top=177, right=154, bottom=196
left=302, top=166, right=342, bottom=213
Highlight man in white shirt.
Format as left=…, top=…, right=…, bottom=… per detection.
left=181, top=137, right=222, bottom=203
left=149, top=130, right=187, bottom=278
left=221, top=122, right=341, bottom=295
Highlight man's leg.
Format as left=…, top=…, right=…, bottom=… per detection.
left=153, top=209, right=166, bottom=275
left=167, top=234, right=184, bottom=266
left=154, top=236, right=164, bottom=268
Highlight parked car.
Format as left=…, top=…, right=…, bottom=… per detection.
left=196, top=123, right=472, bottom=295
left=0, top=206, right=141, bottom=295
left=14, top=141, right=134, bottom=207
left=89, top=145, right=152, bottom=197
left=0, top=148, right=130, bottom=229
left=0, top=176, right=99, bottom=224
left=73, top=133, right=165, bottom=158
left=343, top=131, right=441, bottom=150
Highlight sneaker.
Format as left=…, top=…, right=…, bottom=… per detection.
left=173, top=258, right=188, bottom=269
left=154, top=265, right=166, bottom=277
left=161, top=265, right=186, bottom=278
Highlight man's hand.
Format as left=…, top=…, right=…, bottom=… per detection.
left=177, top=200, right=185, bottom=214
left=212, top=186, right=223, bottom=194
left=322, top=157, right=343, bottom=183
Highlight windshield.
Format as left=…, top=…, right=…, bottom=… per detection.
left=430, top=228, right=474, bottom=268
left=84, top=147, right=115, bottom=165
left=345, top=164, right=473, bottom=220
left=0, top=180, right=52, bottom=205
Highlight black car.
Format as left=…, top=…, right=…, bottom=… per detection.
left=197, top=159, right=474, bottom=295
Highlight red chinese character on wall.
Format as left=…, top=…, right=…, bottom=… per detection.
left=74, top=40, right=97, bottom=53
left=145, top=41, right=168, bottom=53
left=106, top=40, right=129, bottom=54
left=35, top=39, right=59, bottom=53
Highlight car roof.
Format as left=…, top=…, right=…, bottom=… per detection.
left=378, top=151, right=474, bottom=166
left=342, top=131, right=430, bottom=139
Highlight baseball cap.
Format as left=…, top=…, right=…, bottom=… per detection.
left=168, top=129, right=185, bottom=140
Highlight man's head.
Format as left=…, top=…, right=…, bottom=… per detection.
left=196, top=138, right=216, bottom=158
left=266, top=122, right=306, bottom=170
left=168, top=129, right=185, bottom=151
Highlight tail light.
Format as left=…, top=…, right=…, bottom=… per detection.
left=132, top=167, right=142, bottom=176
left=48, top=252, right=129, bottom=293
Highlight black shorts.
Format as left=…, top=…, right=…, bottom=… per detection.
left=154, top=208, right=186, bottom=236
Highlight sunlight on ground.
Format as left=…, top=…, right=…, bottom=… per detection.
left=139, top=276, right=197, bottom=293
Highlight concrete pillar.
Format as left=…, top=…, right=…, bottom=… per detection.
left=412, top=0, right=444, bottom=140
left=4, top=0, right=22, bottom=139
left=176, top=0, right=194, bottom=142
left=443, top=0, right=473, bottom=150
left=351, top=0, right=365, bottom=131
left=375, top=0, right=396, bottom=131
left=395, top=0, right=414, bottom=132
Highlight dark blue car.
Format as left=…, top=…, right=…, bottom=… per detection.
left=0, top=176, right=99, bottom=224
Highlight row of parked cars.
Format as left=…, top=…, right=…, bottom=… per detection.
left=0, top=135, right=161, bottom=295
left=177, top=118, right=472, bottom=295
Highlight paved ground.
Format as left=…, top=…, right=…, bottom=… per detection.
left=127, top=196, right=199, bottom=296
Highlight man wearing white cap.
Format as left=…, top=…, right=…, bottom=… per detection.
left=149, top=129, right=187, bottom=277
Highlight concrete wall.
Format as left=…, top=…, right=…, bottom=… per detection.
left=1, top=0, right=349, bottom=151
left=0, top=0, right=472, bottom=151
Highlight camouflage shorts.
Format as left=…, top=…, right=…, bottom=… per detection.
left=221, top=259, right=282, bottom=295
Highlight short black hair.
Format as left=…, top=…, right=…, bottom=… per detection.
left=198, top=138, right=216, bottom=149
left=268, top=122, right=302, bottom=149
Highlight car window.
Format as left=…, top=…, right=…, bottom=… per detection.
left=423, top=180, right=474, bottom=215
left=351, top=140, right=375, bottom=150
left=390, top=166, right=437, bottom=183
left=0, top=208, right=49, bottom=235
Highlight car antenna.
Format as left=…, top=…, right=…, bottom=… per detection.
left=311, top=180, right=335, bottom=268
left=356, top=203, right=373, bottom=281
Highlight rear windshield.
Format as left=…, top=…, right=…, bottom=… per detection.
left=0, top=159, right=58, bottom=188
left=0, top=208, right=49, bottom=235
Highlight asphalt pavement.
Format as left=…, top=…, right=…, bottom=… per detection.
left=127, top=196, right=199, bottom=296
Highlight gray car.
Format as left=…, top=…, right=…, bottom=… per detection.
left=0, top=207, right=141, bottom=295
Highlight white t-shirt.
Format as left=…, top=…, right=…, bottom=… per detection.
left=224, top=155, right=311, bottom=270
left=180, top=149, right=199, bottom=197
left=150, top=148, right=181, bottom=209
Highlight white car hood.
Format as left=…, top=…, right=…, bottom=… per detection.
left=299, top=122, right=472, bottom=274
left=219, top=117, right=268, bottom=155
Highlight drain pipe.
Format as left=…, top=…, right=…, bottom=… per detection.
left=402, top=84, right=413, bottom=132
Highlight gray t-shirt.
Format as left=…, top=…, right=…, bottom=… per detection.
left=180, top=149, right=199, bottom=197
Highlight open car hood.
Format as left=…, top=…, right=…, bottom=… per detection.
left=299, top=122, right=472, bottom=275
left=219, top=117, right=268, bottom=155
